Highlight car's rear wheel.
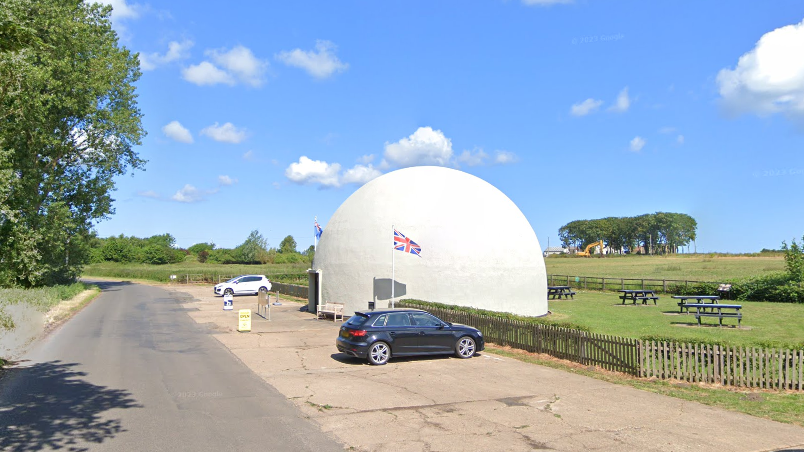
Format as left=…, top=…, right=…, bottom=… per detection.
left=224, top=288, right=234, bottom=296
left=367, top=341, right=390, bottom=365
left=258, top=286, right=268, bottom=294
left=455, top=336, right=476, bottom=359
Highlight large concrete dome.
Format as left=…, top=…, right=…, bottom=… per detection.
left=313, top=166, right=547, bottom=317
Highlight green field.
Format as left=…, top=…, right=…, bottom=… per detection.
left=547, top=291, right=804, bottom=349
left=83, top=262, right=310, bottom=284
left=544, top=254, right=786, bottom=282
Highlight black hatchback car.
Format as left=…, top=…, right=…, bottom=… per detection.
left=336, top=308, right=484, bottom=365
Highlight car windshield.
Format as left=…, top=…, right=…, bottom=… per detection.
left=225, top=276, right=243, bottom=283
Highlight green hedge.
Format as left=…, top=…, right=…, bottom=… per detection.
left=668, top=272, right=803, bottom=303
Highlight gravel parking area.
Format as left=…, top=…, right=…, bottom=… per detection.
left=173, top=284, right=804, bottom=452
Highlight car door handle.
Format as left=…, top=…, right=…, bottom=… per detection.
left=389, top=332, right=396, bottom=336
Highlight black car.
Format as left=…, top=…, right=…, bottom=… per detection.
left=336, top=308, right=485, bottom=365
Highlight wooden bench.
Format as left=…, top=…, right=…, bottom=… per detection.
left=685, top=303, right=742, bottom=326
left=635, top=296, right=659, bottom=305
left=316, top=302, right=344, bottom=321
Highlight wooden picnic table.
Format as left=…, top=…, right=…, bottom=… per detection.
left=547, top=286, right=576, bottom=299
left=672, top=295, right=720, bottom=313
left=683, top=303, right=743, bottom=326
left=618, top=289, right=659, bottom=305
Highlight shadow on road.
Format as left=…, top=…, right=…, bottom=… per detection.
left=81, top=279, right=133, bottom=292
left=0, top=360, right=142, bottom=451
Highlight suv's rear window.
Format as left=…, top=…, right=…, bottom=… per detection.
left=344, top=314, right=368, bottom=327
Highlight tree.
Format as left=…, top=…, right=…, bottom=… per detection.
left=279, top=235, right=297, bottom=254
left=188, top=242, right=215, bottom=254
left=782, top=235, right=804, bottom=282
left=235, top=230, right=268, bottom=264
left=303, top=245, right=315, bottom=265
left=0, top=0, right=145, bottom=286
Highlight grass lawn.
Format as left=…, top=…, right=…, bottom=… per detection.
left=547, top=291, right=804, bottom=348
left=544, top=254, right=785, bottom=282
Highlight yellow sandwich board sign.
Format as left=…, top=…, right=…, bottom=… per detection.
left=238, top=309, right=251, bottom=332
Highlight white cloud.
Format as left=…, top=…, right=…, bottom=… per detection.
left=276, top=40, right=349, bottom=79
left=285, top=156, right=342, bottom=187
left=182, top=46, right=267, bottom=87
left=608, top=87, right=630, bottom=112
left=172, top=184, right=203, bottom=203
left=200, top=122, right=247, bottom=144
left=139, top=40, right=194, bottom=71
left=357, top=154, right=375, bottom=165
left=243, top=150, right=255, bottom=161
left=161, top=120, right=193, bottom=143
left=95, top=0, right=140, bottom=20
left=717, top=18, right=804, bottom=118
left=285, top=157, right=383, bottom=188
left=494, top=150, right=518, bottom=164
left=630, top=136, right=646, bottom=152
left=522, top=0, right=572, bottom=5
left=218, top=175, right=237, bottom=186
left=137, top=190, right=160, bottom=199
left=206, top=46, right=268, bottom=87
left=182, top=62, right=235, bottom=86
left=658, top=126, right=677, bottom=134
left=384, top=127, right=453, bottom=167
left=570, top=98, right=603, bottom=116
left=677, top=135, right=685, bottom=145
left=341, top=164, right=382, bottom=185
left=457, top=149, right=488, bottom=166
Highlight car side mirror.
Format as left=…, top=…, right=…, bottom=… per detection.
left=438, top=323, right=446, bottom=329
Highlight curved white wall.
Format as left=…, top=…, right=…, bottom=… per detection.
left=314, top=166, right=547, bottom=317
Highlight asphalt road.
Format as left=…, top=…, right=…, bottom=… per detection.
left=0, top=281, right=344, bottom=451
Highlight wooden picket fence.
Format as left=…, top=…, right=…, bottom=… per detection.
left=399, top=302, right=804, bottom=391
left=640, top=341, right=804, bottom=390
left=400, top=303, right=639, bottom=374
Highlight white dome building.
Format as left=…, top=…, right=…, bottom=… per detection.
left=310, top=166, right=547, bottom=317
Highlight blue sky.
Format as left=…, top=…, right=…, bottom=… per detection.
left=94, top=0, right=804, bottom=253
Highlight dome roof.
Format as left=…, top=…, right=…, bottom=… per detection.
left=314, top=166, right=547, bottom=317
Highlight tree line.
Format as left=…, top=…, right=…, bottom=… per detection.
left=89, top=230, right=315, bottom=265
left=558, top=212, right=697, bottom=254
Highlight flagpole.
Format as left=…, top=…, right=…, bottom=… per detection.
left=391, top=225, right=395, bottom=309
left=314, top=216, right=319, bottom=252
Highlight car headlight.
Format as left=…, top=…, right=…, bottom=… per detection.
left=477, top=331, right=483, bottom=337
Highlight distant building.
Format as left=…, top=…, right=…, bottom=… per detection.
left=543, top=246, right=568, bottom=256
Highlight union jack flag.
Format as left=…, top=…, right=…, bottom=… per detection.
left=394, top=229, right=421, bottom=257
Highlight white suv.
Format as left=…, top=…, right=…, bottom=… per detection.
left=214, top=275, right=272, bottom=296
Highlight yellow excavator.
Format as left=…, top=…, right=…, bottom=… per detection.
left=577, top=240, right=605, bottom=257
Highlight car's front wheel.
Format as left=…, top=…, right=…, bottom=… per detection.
left=367, top=341, right=390, bottom=365
left=455, top=336, right=476, bottom=359
left=223, top=288, right=234, bottom=296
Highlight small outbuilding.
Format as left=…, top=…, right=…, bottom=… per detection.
left=310, top=166, right=548, bottom=317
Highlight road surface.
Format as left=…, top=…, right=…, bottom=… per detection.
left=0, top=280, right=344, bottom=451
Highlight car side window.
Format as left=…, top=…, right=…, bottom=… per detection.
left=243, top=276, right=258, bottom=283
left=371, top=315, right=387, bottom=327
left=386, top=313, right=411, bottom=327
left=410, top=313, right=441, bottom=327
